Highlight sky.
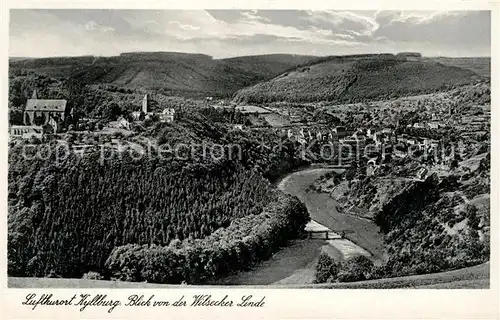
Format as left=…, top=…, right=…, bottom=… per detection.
left=9, top=10, right=491, bottom=58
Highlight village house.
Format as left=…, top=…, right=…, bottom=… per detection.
left=307, top=130, right=314, bottom=141
left=366, top=128, right=380, bottom=139
left=10, top=125, right=44, bottom=139
left=411, top=122, right=426, bottom=129
left=316, top=131, right=323, bottom=141
left=407, top=138, right=417, bottom=145
left=131, top=111, right=142, bottom=121
left=416, top=167, right=429, bottom=180
left=394, top=149, right=407, bottom=159
left=109, top=117, right=131, bottom=130
left=366, top=159, right=379, bottom=177
left=341, top=136, right=365, bottom=150
left=160, top=108, right=176, bottom=123
left=428, top=122, right=445, bottom=129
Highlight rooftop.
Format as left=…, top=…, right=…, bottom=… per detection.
left=26, top=99, right=67, bottom=112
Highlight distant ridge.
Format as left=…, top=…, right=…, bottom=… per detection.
left=423, top=56, right=491, bottom=77
left=9, top=51, right=318, bottom=98
left=233, top=54, right=487, bottom=104
left=9, top=52, right=489, bottom=100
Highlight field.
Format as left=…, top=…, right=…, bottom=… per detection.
left=299, top=262, right=489, bottom=289
left=9, top=262, right=488, bottom=288
left=262, top=113, right=291, bottom=127
left=235, top=105, right=272, bottom=114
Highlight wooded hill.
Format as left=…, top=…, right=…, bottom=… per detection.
left=423, top=57, right=491, bottom=78
left=10, top=53, right=489, bottom=102
left=233, top=55, right=485, bottom=104
left=8, top=110, right=310, bottom=282
left=9, top=52, right=317, bottom=98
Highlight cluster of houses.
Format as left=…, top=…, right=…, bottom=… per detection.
left=459, top=109, right=489, bottom=132
left=111, top=94, right=176, bottom=130
left=281, top=126, right=348, bottom=144
left=10, top=90, right=178, bottom=140
left=280, top=124, right=449, bottom=165
left=281, top=126, right=400, bottom=151
left=408, top=122, right=446, bottom=130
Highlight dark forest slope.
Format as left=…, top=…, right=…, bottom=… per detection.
left=233, top=55, right=484, bottom=104
left=8, top=109, right=310, bottom=282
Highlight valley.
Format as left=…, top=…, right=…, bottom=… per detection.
left=7, top=51, right=491, bottom=288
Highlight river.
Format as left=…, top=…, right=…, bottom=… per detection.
left=212, top=167, right=385, bottom=285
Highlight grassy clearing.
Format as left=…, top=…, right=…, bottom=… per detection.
left=208, top=239, right=326, bottom=285
left=262, top=113, right=291, bottom=127
left=291, top=262, right=490, bottom=289
left=9, top=262, right=488, bottom=289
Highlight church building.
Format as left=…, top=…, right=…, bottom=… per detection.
left=23, top=89, right=69, bottom=132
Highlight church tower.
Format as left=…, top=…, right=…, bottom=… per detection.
left=142, top=94, right=148, bottom=114
left=31, top=89, right=37, bottom=99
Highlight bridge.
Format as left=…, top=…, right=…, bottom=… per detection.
left=304, top=220, right=355, bottom=240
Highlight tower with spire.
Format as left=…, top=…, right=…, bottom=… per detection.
left=142, top=94, right=148, bottom=114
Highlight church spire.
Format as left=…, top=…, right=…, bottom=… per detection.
left=31, top=89, right=37, bottom=99
left=142, top=94, right=148, bottom=113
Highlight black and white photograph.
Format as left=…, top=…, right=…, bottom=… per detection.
left=5, top=7, right=493, bottom=294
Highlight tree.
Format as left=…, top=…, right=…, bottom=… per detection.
left=465, top=204, right=480, bottom=230
left=315, top=253, right=339, bottom=283
left=101, top=102, right=123, bottom=121
left=337, top=255, right=374, bottom=282
left=344, top=163, right=357, bottom=181
left=9, top=106, right=24, bottom=125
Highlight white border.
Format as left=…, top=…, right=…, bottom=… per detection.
left=1, top=1, right=499, bottom=319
